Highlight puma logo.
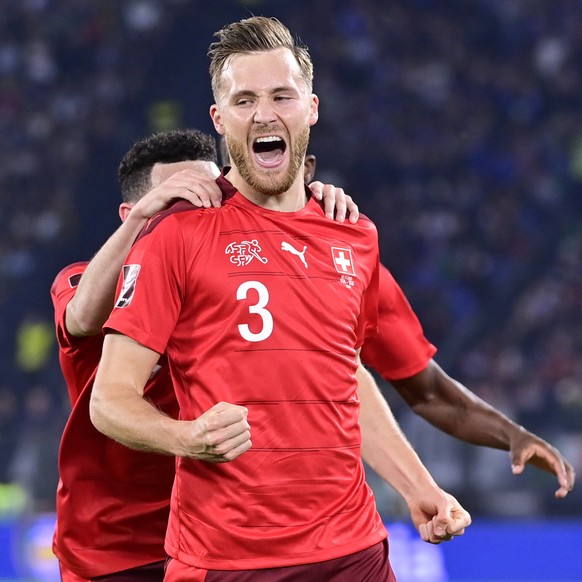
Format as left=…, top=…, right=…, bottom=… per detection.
left=281, top=241, right=308, bottom=268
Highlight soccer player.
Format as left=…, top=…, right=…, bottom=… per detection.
left=90, top=16, right=471, bottom=581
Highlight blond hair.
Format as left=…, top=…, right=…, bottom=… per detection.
left=208, top=16, right=313, bottom=100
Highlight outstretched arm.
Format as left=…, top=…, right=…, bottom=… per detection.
left=66, top=169, right=221, bottom=336
left=357, top=361, right=471, bottom=544
left=90, top=332, right=251, bottom=461
left=391, top=359, right=575, bottom=498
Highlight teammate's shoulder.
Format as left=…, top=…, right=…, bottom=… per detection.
left=50, top=261, right=89, bottom=295
left=136, top=178, right=236, bottom=243
left=135, top=200, right=210, bottom=244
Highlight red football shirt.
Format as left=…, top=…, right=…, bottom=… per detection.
left=105, top=178, right=386, bottom=570
left=361, top=265, right=437, bottom=380
left=51, top=262, right=179, bottom=578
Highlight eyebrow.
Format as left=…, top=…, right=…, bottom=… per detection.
left=231, top=86, right=298, bottom=100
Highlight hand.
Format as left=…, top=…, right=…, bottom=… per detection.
left=309, top=181, right=359, bottom=224
left=510, top=429, right=575, bottom=498
left=130, top=168, right=223, bottom=220
left=178, top=401, right=252, bottom=463
left=408, top=490, right=471, bottom=544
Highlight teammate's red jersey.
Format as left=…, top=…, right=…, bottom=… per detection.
left=51, top=262, right=179, bottom=578
left=361, top=265, right=437, bottom=380
left=105, top=176, right=386, bottom=570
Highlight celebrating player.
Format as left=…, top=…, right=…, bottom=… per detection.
left=91, top=17, right=470, bottom=581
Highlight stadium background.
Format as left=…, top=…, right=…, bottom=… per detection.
left=0, top=0, right=580, bottom=580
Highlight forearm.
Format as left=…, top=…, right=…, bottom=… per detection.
left=66, top=212, right=148, bottom=336
left=357, top=364, right=439, bottom=503
left=90, top=379, right=184, bottom=455
left=392, top=359, right=524, bottom=450
left=91, top=333, right=253, bottom=462
left=90, top=333, right=184, bottom=454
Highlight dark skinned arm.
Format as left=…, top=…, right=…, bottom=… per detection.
left=390, top=359, right=575, bottom=499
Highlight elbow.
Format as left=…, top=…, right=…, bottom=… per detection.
left=89, top=389, right=111, bottom=437
left=67, top=304, right=105, bottom=337
left=73, top=311, right=105, bottom=337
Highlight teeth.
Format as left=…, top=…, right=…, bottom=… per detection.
left=256, top=136, right=283, bottom=143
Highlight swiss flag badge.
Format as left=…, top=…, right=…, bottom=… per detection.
left=331, top=247, right=355, bottom=276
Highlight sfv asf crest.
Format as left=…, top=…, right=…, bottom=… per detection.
left=225, top=239, right=268, bottom=266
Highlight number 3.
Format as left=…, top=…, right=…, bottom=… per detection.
left=236, top=281, right=273, bottom=342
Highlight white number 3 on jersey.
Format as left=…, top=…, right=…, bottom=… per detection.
left=236, top=281, right=274, bottom=342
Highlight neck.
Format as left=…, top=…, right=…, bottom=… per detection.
left=227, top=167, right=307, bottom=212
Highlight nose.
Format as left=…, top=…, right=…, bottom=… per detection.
left=253, top=98, right=277, bottom=125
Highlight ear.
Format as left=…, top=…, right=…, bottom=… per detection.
left=119, top=203, right=132, bottom=222
left=304, top=154, right=316, bottom=184
left=210, top=104, right=226, bottom=135
left=308, top=94, right=319, bottom=126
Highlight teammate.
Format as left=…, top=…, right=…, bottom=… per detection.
left=90, top=17, right=470, bottom=581
left=51, top=129, right=225, bottom=582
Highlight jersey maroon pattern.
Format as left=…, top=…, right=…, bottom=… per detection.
left=105, top=178, right=385, bottom=570
left=51, top=262, right=179, bottom=578
left=361, top=265, right=437, bottom=380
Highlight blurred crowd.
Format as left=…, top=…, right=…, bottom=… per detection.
left=0, top=0, right=580, bottom=518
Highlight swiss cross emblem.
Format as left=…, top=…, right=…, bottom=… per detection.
left=331, top=247, right=355, bottom=276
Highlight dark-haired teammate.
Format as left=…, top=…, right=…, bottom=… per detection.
left=51, top=129, right=223, bottom=581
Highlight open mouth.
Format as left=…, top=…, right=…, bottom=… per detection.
left=252, top=136, right=287, bottom=167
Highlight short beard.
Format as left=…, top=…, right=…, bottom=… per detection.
left=227, top=126, right=310, bottom=197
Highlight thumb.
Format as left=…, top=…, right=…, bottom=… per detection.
left=510, top=451, right=526, bottom=474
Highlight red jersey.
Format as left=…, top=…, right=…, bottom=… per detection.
left=105, top=177, right=386, bottom=570
left=50, top=262, right=179, bottom=578
left=361, top=265, right=437, bottom=380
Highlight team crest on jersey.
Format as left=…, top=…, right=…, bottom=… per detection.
left=331, top=246, right=356, bottom=288
left=225, top=240, right=268, bottom=266
left=331, top=247, right=356, bottom=275
left=115, top=264, right=141, bottom=308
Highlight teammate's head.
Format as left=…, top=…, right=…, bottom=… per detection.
left=118, top=129, right=218, bottom=204
left=208, top=16, right=313, bottom=101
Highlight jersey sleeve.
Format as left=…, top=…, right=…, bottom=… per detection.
left=50, top=261, right=89, bottom=352
left=354, top=219, right=381, bottom=349
left=360, top=264, right=437, bottom=380
left=104, top=214, right=187, bottom=355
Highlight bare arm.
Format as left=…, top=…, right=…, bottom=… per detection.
left=66, top=169, right=221, bottom=336
left=390, top=359, right=575, bottom=498
left=90, top=333, right=251, bottom=461
left=357, top=361, right=471, bottom=544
